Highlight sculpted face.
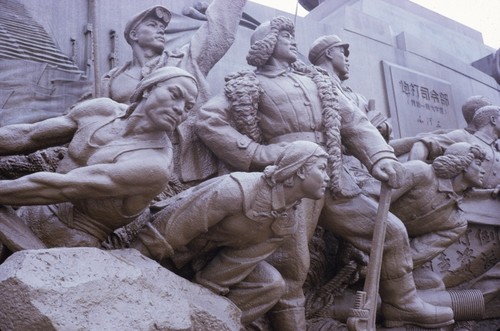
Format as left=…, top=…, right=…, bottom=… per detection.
left=272, top=30, right=298, bottom=64
left=327, top=46, right=349, bottom=80
left=130, top=18, right=167, bottom=53
left=143, top=77, right=197, bottom=132
left=298, top=157, right=330, bottom=200
left=463, top=158, right=486, bottom=188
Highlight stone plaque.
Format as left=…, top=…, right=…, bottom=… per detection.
left=382, top=61, right=458, bottom=138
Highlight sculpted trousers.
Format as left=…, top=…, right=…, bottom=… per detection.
left=195, top=248, right=285, bottom=325
left=320, top=193, right=414, bottom=281
left=195, top=241, right=286, bottom=326
left=266, top=193, right=414, bottom=330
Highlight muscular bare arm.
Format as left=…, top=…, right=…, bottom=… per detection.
left=0, top=116, right=76, bottom=156
left=0, top=150, right=170, bottom=206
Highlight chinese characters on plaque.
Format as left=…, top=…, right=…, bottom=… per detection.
left=383, top=61, right=458, bottom=137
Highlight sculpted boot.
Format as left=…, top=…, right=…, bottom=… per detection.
left=379, top=272, right=455, bottom=328
left=268, top=307, right=306, bottom=331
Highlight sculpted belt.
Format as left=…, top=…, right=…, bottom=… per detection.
left=52, top=202, right=115, bottom=242
left=268, top=131, right=325, bottom=145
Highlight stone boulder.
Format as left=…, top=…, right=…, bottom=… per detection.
left=0, top=247, right=242, bottom=331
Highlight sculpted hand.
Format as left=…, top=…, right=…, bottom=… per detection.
left=371, top=159, right=404, bottom=189
left=251, top=142, right=289, bottom=169
left=493, top=185, right=500, bottom=199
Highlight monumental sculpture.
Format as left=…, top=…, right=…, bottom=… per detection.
left=131, top=140, right=329, bottom=327
left=410, top=105, right=500, bottom=189
left=409, top=104, right=500, bottom=324
left=392, top=142, right=486, bottom=268
left=100, top=0, right=248, bottom=248
left=0, top=1, right=499, bottom=330
left=308, top=34, right=392, bottom=143
left=196, top=16, right=454, bottom=329
left=102, top=0, right=246, bottom=107
left=0, top=66, right=198, bottom=249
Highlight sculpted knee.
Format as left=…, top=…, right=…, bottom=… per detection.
left=384, top=213, right=409, bottom=241
left=261, top=263, right=286, bottom=298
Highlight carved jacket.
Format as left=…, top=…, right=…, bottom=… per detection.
left=137, top=172, right=300, bottom=294
left=196, top=64, right=396, bottom=194
left=391, top=160, right=467, bottom=266
left=102, top=0, right=246, bottom=105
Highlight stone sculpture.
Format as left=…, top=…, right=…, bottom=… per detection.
left=195, top=16, right=453, bottom=329
left=102, top=0, right=248, bottom=198
left=408, top=103, right=500, bottom=324
left=99, top=1, right=248, bottom=249
left=130, top=140, right=329, bottom=327
left=390, top=95, right=492, bottom=159
left=410, top=105, right=500, bottom=190
left=307, top=34, right=390, bottom=199
left=101, top=1, right=245, bottom=107
left=0, top=66, right=198, bottom=249
left=392, top=142, right=487, bottom=268
left=308, top=34, right=392, bottom=142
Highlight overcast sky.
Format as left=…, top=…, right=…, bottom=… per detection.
left=248, top=0, right=500, bottom=49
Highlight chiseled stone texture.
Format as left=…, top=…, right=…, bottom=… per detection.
left=0, top=248, right=242, bottom=331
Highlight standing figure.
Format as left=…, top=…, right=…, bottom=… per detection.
left=0, top=67, right=198, bottom=248
left=308, top=34, right=392, bottom=142
left=102, top=0, right=246, bottom=107
left=308, top=34, right=391, bottom=198
left=131, top=141, right=330, bottom=326
left=196, top=16, right=453, bottom=329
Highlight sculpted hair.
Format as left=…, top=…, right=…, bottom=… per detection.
left=461, top=95, right=491, bottom=124
left=432, top=144, right=485, bottom=178
left=224, top=70, right=263, bottom=142
left=246, top=16, right=295, bottom=67
left=471, top=105, right=500, bottom=129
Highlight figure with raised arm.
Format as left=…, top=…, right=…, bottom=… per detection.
left=102, top=0, right=246, bottom=107
left=102, top=0, right=247, bottom=186
left=0, top=67, right=198, bottom=248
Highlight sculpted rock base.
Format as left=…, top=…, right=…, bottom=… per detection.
left=0, top=248, right=242, bottom=331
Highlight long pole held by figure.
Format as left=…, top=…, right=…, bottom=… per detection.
left=347, top=182, right=393, bottom=331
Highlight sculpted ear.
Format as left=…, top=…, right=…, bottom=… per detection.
left=324, top=47, right=334, bottom=60
left=296, top=166, right=307, bottom=180
left=491, top=114, right=498, bottom=125
left=129, top=29, right=138, bottom=42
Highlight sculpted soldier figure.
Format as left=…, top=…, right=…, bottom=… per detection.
left=410, top=105, right=500, bottom=190
left=102, top=0, right=247, bottom=187
left=308, top=34, right=392, bottom=141
left=308, top=34, right=391, bottom=197
left=130, top=141, right=330, bottom=326
left=392, top=142, right=486, bottom=268
left=410, top=104, right=500, bottom=320
left=196, top=16, right=453, bottom=329
left=0, top=67, right=198, bottom=248
left=102, top=0, right=246, bottom=107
